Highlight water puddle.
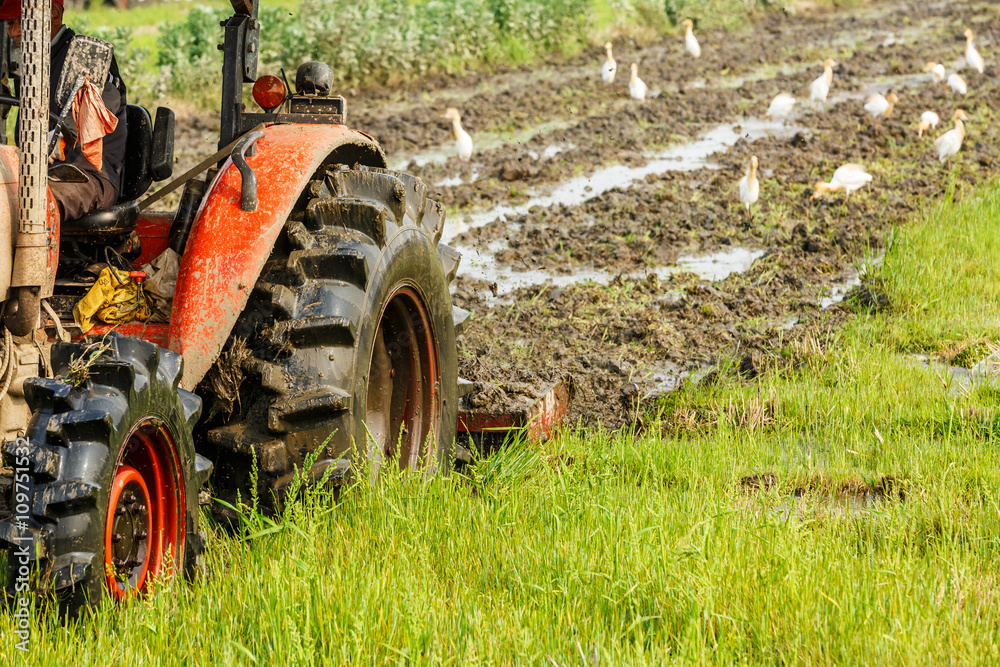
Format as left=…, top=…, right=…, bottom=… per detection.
left=752, top=315, right=800, bottom=331
left=645, top=360, right=712, bottom=396
left=817, top=254, right=884, bottom=309
left=456, top=263, right=607, bottom=305
left=434, top=168, right=481, bottom=188
left=676, top=247, right=764, bottom=282
left=649, top=362, right=689, bottom=393
left=907, top=354, right=999, bottom=395
left=426, top=145, right=572, bottom=186
left=532, top=143, right=574, bottom=161
left=444, top=117, right=806, bottom=243
left=395, top=147, right=452, bottom=169
left=770, top=492, right=889, bottom=521
left=434, top=175, right=465, bottom=187
left=390, top=120, right=575, bottom=171
left=774, top=315, right=799, bottom=331
left=457, top=245, right=765, bottom=305
left=818, top=270, right=861, bottom=309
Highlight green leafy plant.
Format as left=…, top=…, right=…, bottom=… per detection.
left=155, top=0, right=589, bottom=100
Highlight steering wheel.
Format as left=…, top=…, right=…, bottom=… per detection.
left=0, top=94, right=76, bottom=140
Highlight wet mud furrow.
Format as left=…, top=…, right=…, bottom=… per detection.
left=160, top=0, right=997, bottom=427
left=350, top=0, right=961, bottom=158
left=437, top=0, right=999, bottom=426
left=409, top=21, right=979, bottom=216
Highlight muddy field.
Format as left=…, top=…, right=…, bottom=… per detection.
left=174, top=0, right=998, bottom=428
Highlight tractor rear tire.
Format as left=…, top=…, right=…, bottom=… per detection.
left=203, top=164, right=462, bottom=516
left=1, top=333, right=210, bottom=617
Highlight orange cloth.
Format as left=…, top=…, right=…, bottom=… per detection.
left=71, top=77, right=118, bottom=172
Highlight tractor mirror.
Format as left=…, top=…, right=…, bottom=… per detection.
left=54, top=36, right=113, bottom=110
left=150, top=107, right=175, bottom=182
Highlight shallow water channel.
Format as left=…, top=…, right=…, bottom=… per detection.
left=443, top=117, right=807, bottom=244
left=457, top=245, right=766, bottom=305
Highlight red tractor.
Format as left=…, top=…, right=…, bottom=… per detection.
left=0, top=0, right=464, bottom=614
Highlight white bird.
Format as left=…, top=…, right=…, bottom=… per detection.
left=601, top=42, right=616, bottom=84
left=864, top=92, right=898, bottom=119
left=629, top=63, right=647, bottom=100
left=738, top=155, right=760, bottom=220
left=441, top=108, right=473, bottom=161
left=964, top=28, right=985, bottom=74
left=934, top=109, right=968, bottom=162
left=917, top=110, right=940, bottom=137
left=683, top=19, right=701, bottom=58
left=923, top=61, right=946, bottom=80
left=948, top=73, right=967, bottom=94
left=765, top=93, right=796, bottom=122
left=811, top=163, right=873, bottom=203
left=810, top=58, right=837, bottom=106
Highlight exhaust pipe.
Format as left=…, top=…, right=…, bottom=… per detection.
left=5, top=0, right=51, bottom=337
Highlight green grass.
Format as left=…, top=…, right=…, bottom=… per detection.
left=71, top=0, right=299, bottom=50
left=71, top=0, right=234, bottom=63
left=2, top=176, right=999, bottom=664
left=879, top=191, right=1000, bottom=350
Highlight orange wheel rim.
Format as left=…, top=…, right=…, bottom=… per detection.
left=365, top=285, right=440, bottom=471
left=103, top=419, right=185, bottom=601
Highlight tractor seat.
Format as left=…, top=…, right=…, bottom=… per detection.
left=64, top=200, right=140, bottom=236
left=61, top=105, right=173, bottom=238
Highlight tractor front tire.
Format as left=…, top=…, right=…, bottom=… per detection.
left=205, top=164, right=461, bottom=515
left=2, top=333, right=210, bottom=617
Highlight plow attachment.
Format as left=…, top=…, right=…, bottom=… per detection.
left=456, top=376, right=572, bottom=460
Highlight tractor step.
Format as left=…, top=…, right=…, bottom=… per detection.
left=456, top=376, right=572, bottom=455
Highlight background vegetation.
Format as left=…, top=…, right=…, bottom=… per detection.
left=68, top=0, right=822, bottom=109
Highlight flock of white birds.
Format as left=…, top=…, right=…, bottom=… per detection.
left=439, top=20, right=987, bottom=222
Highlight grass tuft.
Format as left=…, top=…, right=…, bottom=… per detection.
left=64, top=337, right=112, bottom=388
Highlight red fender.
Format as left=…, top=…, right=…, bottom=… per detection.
left=168, top=124, right=386, bottom=390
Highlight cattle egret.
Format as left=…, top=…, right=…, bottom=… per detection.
left=810, top=58, right=837, bottom=106
left=766, top=93, right=796, bottom=122
left=683, top=19, right=701, bottom=58
left=738, top=155, right=760, bottom=220
left=948, top=73, right=967, bottom=94
left=924, top=61, right=946, bottom=80
left=964, top=29, right=985, bottom=74
left=864, top=92, right=898, bottom=119
left=441, top=108, right=473, bottom=161
left=811, top=164, right=873, bottom=203
left=917, top=110, right=940, bottom=137
left=629, top=63, right=647, bottom=100
left=602, top=42, right=616, bottom=84
left=934, top=109, right=968, bottom=162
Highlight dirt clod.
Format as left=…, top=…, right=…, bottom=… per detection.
left=203, top=337, right=252, bottom=419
